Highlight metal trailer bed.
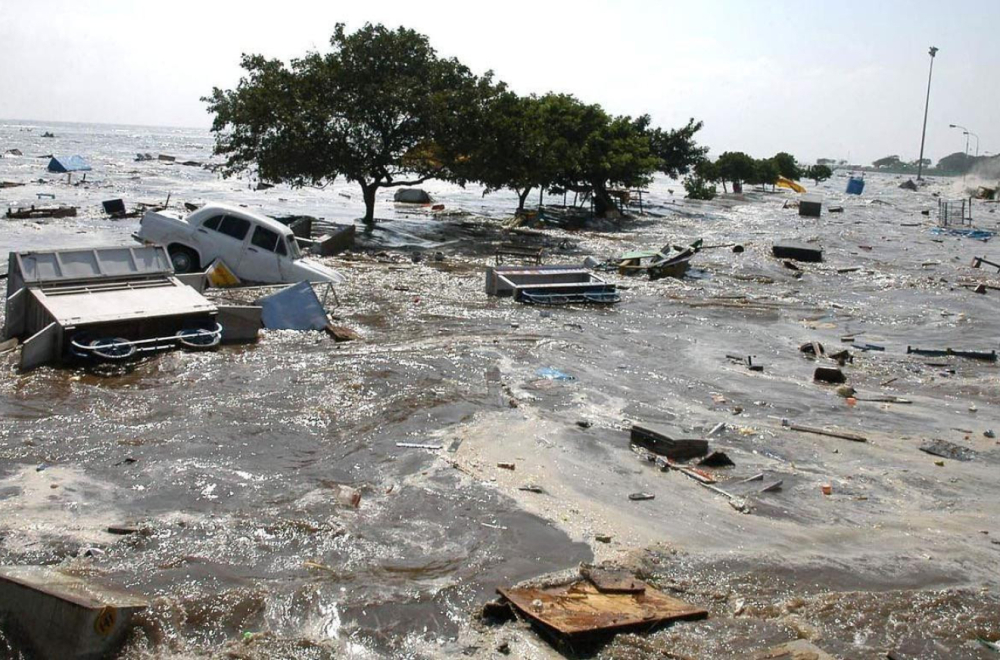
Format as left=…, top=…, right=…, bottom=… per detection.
left=3, top=245, right=226, bottom=370
left=484, top=265, right=621, bottom=305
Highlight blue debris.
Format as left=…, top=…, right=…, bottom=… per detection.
left=257, top=281, right=328, bottom=331
left=536, top=367, right=575, bottom=381
left=929, top=227, right=994, bottom=241
left=47, top=155, right=92, bottom=173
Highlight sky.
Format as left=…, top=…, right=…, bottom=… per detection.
left=1, top=0, right=997, bottom=166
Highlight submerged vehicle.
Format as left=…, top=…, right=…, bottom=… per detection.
left=135, top=203, right=344, bottom=284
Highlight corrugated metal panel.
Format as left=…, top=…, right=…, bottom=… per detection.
left=15, top=246, right=173, bottom=285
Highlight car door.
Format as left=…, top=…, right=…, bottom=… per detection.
left=238, top=224, right=284, bottom=283
left=199, top=214, right=251, bottom=271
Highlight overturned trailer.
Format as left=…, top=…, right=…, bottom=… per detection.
left=2, top=245, right=257, bottom=371
left=486, top=265, right=620, bottom=305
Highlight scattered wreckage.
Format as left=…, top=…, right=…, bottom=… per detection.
left=489, top=564, right=706, bottom=646
left=2, top=246, right=228, bottom=370
left=485, top=264, right=620, bottom=305
left=616, top=240, right=702, bottom=280
left=0, top=565, right=147, bottom=660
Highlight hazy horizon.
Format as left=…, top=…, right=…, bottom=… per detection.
left=2, top=0, right=997, bottom=166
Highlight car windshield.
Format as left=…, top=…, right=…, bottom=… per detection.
left=287, top=236, right=302, bottom=259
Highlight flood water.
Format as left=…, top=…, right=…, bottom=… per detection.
left=1, top=121, right=1000, bottom=659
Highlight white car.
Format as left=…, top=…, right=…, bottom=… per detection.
left=135, top=203, right=344, bottom=284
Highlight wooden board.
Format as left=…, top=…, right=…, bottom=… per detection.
left=631, top=424, right=708, bottom=460
left=499, top=578, right=707, bottom=637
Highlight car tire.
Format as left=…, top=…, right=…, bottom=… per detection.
left=169, top=246, right=199, bottom=274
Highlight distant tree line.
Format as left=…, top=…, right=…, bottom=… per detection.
left=682, top=152, right=830, bottom=200
left=870, top=152, right=998, bottom=175
left=204, top=23, right=707, bottom=223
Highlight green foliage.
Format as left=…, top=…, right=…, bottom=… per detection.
left=204, top=23, right=497, bottom=223
left=462, top=92, right=554, bottom=210
left=936, top=151, right=976, bottom=173
left=683, top=174, right=717, bottom=200
left=205, top=22, right=707, bottom=220
left=873, top=155, right=901, bottom=169
left=539, top=99, right=705, bottom=217
left=715, top=151, right=756, bottom=188
left=649, top=119, right=708, bottom=179
left=772, top=152, right=800, bottom=180
left=750, top=158, right=780, bottom=189
left=693, top=157, right=718, bottom=182
left=804, top=164, right=832, bottom=184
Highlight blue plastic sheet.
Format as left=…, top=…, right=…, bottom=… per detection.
left=535, top=367, right=575, bottom=381
left=257, top=281, right=328, bottom=330
left=47, top=155, right=92, bottom=173
left=929, top=227, right=994, bottom=241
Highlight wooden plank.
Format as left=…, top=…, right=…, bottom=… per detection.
left=788, top=423, right=867, bottom=443
left=630, top=424, right=708, bottom=460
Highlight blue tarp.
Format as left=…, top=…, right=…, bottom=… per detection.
left=47, top=155, right=92, bottom=173
left=929, top=227, right=994, bottom=241
left=257, top=281, right=328, bottom=330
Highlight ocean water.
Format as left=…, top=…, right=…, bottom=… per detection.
left=1, top=120, right=999, bottom=659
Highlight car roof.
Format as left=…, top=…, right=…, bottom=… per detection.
left=189, top=203, right=293, bottom=236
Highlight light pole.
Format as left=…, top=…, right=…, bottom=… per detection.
left=949, top=124, right=970, bottom=156
left=968, top=131, right=980, bottom=157
left=917, top=46, right=939, bottom=181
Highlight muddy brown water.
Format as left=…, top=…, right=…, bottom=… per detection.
left=2, top=122, right=1000, bottom=658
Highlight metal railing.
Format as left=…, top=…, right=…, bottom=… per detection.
left=938, top=198, right=973, bottom=227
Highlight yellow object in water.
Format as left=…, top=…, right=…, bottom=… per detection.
left=206, top=259, right=240, bottom=287
left=776, top=176, right=806, bottom=193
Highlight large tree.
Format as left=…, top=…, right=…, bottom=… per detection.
left=544, top=98, right=706, bottom=217
left=804, top=164, right=832, bottom=185
left=751, top=158, right=780, bottom=190
left=936, top=152, right=975, bottom=174
left=463, top=92, right=560, bottom=213
left=714, top=151, right=756, bottom=192
left=873, top=155, right=901, bottom=169
left=204, top=23, right=495, bottom=224
left=772, top=152, right=800, bottom=180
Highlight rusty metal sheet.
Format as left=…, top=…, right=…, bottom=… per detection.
left=498, top=578, right=707, bottom=637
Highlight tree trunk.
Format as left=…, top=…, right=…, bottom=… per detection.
left=591, top=183, right=620, bottom=218
left=722, top=181, right=729, bottom=193
left=516, top=188, right=531, bottom=212
left=361, top=183, right=377, bottom=225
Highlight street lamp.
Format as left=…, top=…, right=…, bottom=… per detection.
left=949, top=124, right=971, bottom=156
left=917, top=46, right=939, bottom=181
left=968, top=131, right=980, bottom=157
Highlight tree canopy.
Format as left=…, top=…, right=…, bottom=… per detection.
left=772, top=152, right=800, bottom=180
left=936, top=152, right=976, bottom=173
left=804, top=164, right=832, bottom=184
left=205, top=23, right=707, bottom=221
left=714, top=151, right=756, bottom=191
left=873, top=155, right=901, bottom=169
left=205, top=23, right=497, bottom=223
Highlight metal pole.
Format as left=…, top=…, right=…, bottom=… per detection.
left=917, top=46, right=939, bottom=181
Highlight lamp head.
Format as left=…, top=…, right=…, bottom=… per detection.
left=929, top=46, right=939, bottom=57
